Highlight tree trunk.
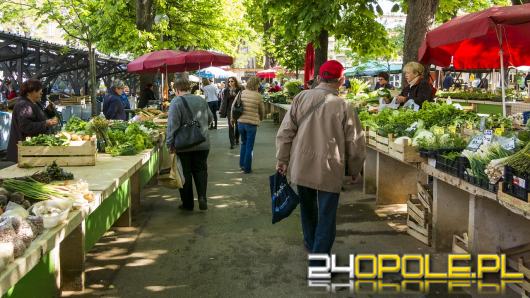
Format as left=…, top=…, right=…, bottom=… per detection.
left=88, top=43, right=98, bottom=116
left=136, top=0, right=156, bottom=106
left=314, top=30, right=328, bottom=81
left=402, top=0, right=439, bottom=86
left=136, top=0, right=154, bottom=30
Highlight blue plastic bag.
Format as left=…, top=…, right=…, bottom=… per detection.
left=269, top=172, right=300, bottom=224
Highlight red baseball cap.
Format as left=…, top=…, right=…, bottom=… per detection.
left=319, top=60, right=344, bottom=79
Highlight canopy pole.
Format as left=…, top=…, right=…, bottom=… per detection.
left=500, top=50, right=506, bottom=117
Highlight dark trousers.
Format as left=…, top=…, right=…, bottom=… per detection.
left=227, top=116, right=239, bottom=146
left=177, top=150, right=209, bottom=210
left=207, top=101, right=218, bottom=128
left=298, top=185, right=340, bottom=257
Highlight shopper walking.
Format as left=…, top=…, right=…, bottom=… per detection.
left=103, top=80, right=127, bottom=120
left=231, top=76, right=264, bottom=174
left=276, top=60, right=366, bottom=264
left=201, top=78, right=219, bottom=129
left=219, top=76, right=241, bottom=149
left=7, top=79, right=59, bottom=162
left=166, top=76, right=213, bottom=211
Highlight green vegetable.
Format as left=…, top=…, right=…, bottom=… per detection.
left=64, top=116, right=88, bottom=133
left=2, top=178, right=76, bottom=200
left=504, top=143, right=530, bottom=174
left=22, top=134, right=68, bottom=146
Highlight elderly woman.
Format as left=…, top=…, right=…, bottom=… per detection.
left=103, top=80, right=126, bottom=120
left=231, top=76, right=264, bottom=174
left=166, top=76, right=213, bottom=211
left=7, top=79, right=59, bottom=162
left=396, top=62, right=434, bottom=108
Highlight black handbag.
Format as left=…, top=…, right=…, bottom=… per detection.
left=231, top=91, right=244, bottom=120
left=172, top=96, right=206, bottom=150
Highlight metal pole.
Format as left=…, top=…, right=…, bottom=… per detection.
left=500, top=50, right=506, bottom=116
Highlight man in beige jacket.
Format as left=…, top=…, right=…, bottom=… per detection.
left=276, top=60, right=366, bottom=263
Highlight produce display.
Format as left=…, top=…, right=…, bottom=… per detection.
left=133, top=108, right=167, bottom=121
left=361, top=100, right=529, bottom=196
left=22, top=134, right=68, bottom=146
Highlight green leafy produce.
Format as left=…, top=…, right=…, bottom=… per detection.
left=64, top=116, right=88, bottom=133
left=284, top=81, right=302, bottom=97
left=88, top=116, right=112, bottom=146
left=140, top=121, right=160, bottom=130
left=463, top=143, right=512, bottom=181
left=441, top=151, right=461, bottom=161
left=518, top=130, right=530, bottom=143
left=105, top=142, right=137, bottom=156
left=485, top=114, right=513, bottom=130
left=22, top=134, right=68, bottom=146
left=504, top=143, right=530, bottom=174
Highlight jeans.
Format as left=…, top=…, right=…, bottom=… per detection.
left=207, top=101, right=218, bottom=128
left=298, top=186, right=340, bottom=260
left=176, top=150, right=209, bottom=210
left=228, top=115, right=239, bottom=146
left=237, top=123, right=257, bottom=173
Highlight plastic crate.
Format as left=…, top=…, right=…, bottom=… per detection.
left=463, top=173, right=498, bottom=193
left=435, top=154, right=468, bottom=178
left=502, top=166, right=530, bottom=202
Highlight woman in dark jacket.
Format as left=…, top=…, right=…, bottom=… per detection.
left=103, top=79, right=126, bottom=120
left=219, top=76, right=241, bottom=149
left=397, top=62, right=434, bottom=108
left=7, top=79, right=59, bottom=162
left=138, top=83, right=156, bottom=109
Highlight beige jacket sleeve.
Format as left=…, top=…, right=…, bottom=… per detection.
left=275, top=96, right=300, bottom=165
left=344, top=103, right=366, bottom=176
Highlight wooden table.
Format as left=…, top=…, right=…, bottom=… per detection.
left=422, top=163, right=530, bottom=254
left=0, top=145, right=161, bottom=297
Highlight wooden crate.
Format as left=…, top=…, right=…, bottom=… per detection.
left=407, top=195, right=431, bottom=246
left=417, top=182, right=433, bottom=214
left=18, top=140, right=96, bottom=168
left=59, top=96, right=88, bottom=105
left=388, top=139, right=424, bottom=163
left=501, top=243, right=530, bottom=295
left=376, top=134, right=392, bottom=153
left=367, top=129, right=377, bottom=147
left=452, top=233, right=469, bottom=254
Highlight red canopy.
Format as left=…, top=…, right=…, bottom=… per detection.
left=418, top=4, right=530, bottom=69
left=304, top=43, right=315, bottom=88
left=127, top=50, right=181, bottom=73
left=257, top=69, right=276, bottom=79
left=128, top=50, right=233, bottom=73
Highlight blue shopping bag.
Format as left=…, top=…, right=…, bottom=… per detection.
left=269, top=172, right=300, bottom=224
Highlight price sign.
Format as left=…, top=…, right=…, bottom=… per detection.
left=467, top=135, right=483, bottom=151
left=500, top=137, right=516, bottom=151
left=483, top=130, right=493, bottom=144
left=494, top=127, right=504, bottom=136
left=433, top=127, right=445, bottom=135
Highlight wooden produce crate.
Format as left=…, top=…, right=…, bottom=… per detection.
left=59, top=96, right=88, bottom=105
left=501, top=243, right=530, bottom=296
left=17, top=140, right=96, bottom=168
left=388, top=139, right=424, bottom=163
left=376, top=134, right=392, bottom=153
left=367, top=129, right=377, bottom=147
left=417, top=182, right=433, bottom=214
left=407, top=194, right=432, bottom=246
left=452, top=233, right=469, bottom=254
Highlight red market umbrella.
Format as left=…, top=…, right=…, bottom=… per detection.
left=304, top=43, right=315, bottom=88
left=418, top=4, right=530, bottom=115
left=165, top=50, right=234, bottom=72
left=257, top=69, right=276, bottom=79
left=127, top=50, right=181, bottom=73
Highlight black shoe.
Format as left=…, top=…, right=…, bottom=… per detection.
left=198, top=197, right=207, bottom=210
left=230, top=145, right=235, bottom=149
left=178, top=204, right=193, bottom=211
left=235, top=141, right=240, bottom=145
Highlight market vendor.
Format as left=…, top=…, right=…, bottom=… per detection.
left=374, top=72, right=394, bottom=90
left=6, top=79, right=59, bottom=162
left=103, top=79, right=127, bottom=120
left=396, top=62, right=434, bottom=108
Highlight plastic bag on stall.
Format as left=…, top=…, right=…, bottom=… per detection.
left=378, top=97, right=400, bottom=111
left=403, top=99, right=420, bottom=111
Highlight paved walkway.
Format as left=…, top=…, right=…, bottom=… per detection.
left=65, top=118, right=443, bottom=297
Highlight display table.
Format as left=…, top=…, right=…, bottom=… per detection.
left=440, top=98, right=530, bottom=115
left=422, top=163, right=530, bottom=254
left=0, top=145, right=161, bottom=297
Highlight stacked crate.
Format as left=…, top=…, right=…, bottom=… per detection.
left=407, top=183, right=433, bottom=246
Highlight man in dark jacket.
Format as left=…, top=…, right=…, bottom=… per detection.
left=138, top=83, right=156, bottom=109
left=103, top=80, right=126, bottom=120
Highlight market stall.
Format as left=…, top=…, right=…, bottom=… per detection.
left=0, top=110, right=167, bottom=297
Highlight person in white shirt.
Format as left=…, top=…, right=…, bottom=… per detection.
left=202, top=78, right=220, bottom=129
